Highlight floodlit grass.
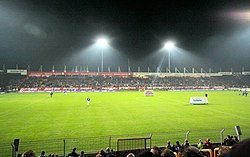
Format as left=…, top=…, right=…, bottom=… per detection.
left=0, top=91, right=250, bottom=153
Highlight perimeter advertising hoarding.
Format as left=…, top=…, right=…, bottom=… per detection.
left=28, top=72, right=133, bottom=77
left=218, top=72, right=233, bottom=75
left=190, top=97, right=208, bottom=105
left=19, top=87, right=119, bottom=92
left=242, top=72, right=250, bottom=75
left=7, top=69, right=27, bottom=75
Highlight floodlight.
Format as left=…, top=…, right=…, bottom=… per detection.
left=97, top=38, right=108, bottom=47
left=96, top=37, right=109, bottom=72
left=163, top=41, right=175, bottom=73
left=164, top=41, right=175, bottom=49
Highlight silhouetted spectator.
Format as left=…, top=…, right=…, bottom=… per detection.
left=100, top=149, right=106, bottom=157
left=166, top=141, right=173, bottom=151
left=161, top=148, right=175, bottom=157
left=217, top=146, right=231, bottom=157
left=126, top=153, right=135, bottom=157
left=68, top=148, right=78, bottom=157
left=183, top=139, right=190, bottom=148
left=233, top=136, right=239, bottom=143
left=39, top=151, right=46, bottom=157
left=203, top=139, right=212, bottom=149
left=22, top=150, right=36, bottom=157
left=221, top=138, right=250, bottom=157
left=181, top=146, right=203, bottom=157
left=150, top=146, right=161, bottom=157
left=106, top=147, right=114, bottom=156
left=96, top=151, right=102, bottom=157
left=79, top=151, right=85, bottom=157
left=173, top=141, right=182, bottom=153
left=139, top=150, right=154, bottom=157
left=197, top=139, right=204, bottom=149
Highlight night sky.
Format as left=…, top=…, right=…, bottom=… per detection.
left=1, top=0, right=250, bottom=72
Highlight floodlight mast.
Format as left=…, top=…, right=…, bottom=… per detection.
left=101, top=48, right=104, bottom=72
left=164, top=41, right=175, bottom=73
left=97, top=38, right=108, bottom=72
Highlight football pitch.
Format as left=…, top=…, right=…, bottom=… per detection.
left=0, top=91, right=250, bottom=148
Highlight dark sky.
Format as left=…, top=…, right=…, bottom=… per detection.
left=1, top=0, right=250, bottom=72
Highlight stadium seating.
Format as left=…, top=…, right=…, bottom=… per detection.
left=2, top=74, right=250, bottom=92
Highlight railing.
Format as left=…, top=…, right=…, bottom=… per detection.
left=1, top=128, right=249, bottom=157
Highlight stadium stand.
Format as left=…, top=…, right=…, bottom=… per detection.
left=14, top=75, right=250, bottom=92
left=1, top=72, right=249, bottom=92
left=0, top=73, right=26, bottom=92
left=1, top=66, right=250, bottom=92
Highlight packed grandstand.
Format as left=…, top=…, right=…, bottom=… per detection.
left=1, top=67, right=250, bottom=93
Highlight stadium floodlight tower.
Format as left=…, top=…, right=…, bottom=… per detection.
left=164, top=41, right=175, bottom=73
left=97, top=37, right=108, bottom=72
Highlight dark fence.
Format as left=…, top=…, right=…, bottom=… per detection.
left=1, top=128, right=250, bottom=157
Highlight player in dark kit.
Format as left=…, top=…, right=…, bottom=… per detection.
left=242, top=91, right=248, bottom=96
left=87, top=97, right=90, bottom=105
left=50, top=91, right=53, bottom=97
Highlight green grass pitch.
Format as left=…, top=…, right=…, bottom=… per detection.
left=0, top=91, right=250, bottom=148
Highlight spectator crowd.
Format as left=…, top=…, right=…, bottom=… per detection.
left=20, top=136, right=250, bottom=157
left=1, top=74, right=250, bottom=92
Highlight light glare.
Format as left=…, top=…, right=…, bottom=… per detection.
left=230, top=10, right=250, bottom=21
left=164, top=41, right=175, bottom=49
left=97, top=38, right=108, bottom=47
